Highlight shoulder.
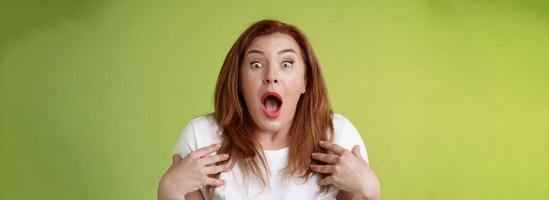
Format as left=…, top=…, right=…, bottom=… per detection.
left=332, top=113, right=351, bottom=132
left=172, top=114, right=221, bottom=156
left=189, top=114, right=219, bottom=133
left=331, top=113, right=358, bottom=141
left=331, top=113, right=370, bottom=163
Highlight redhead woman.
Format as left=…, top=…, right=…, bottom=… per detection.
left=158, top=19, right=380, bottom=200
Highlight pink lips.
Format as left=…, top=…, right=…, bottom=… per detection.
left=260, top=91, right=283, bottom=119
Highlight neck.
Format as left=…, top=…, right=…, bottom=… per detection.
left=255, top=121, right=292, bottom=150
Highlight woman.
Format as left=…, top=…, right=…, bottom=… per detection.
left=158, top=19, right=380, bottom=200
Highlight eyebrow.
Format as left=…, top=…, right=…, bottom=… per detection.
left=245, top=49, right=297, bottom=56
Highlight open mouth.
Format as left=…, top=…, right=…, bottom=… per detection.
left=260, top=92, right=283, bottom=119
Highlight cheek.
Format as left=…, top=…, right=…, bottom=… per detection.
left=240, top=70, right=261, bottom=99
left=281, top=70, right=306, bottom=93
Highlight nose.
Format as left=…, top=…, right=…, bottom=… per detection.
left=264, top=78, right=278, bottom=84
left=263, top=66, right=279, bottom=85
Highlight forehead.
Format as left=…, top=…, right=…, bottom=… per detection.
left=245, top=33, right=301, bottom=55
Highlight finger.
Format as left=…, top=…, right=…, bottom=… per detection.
left=310, top=164, right=335, bottom=174
left=171, top=154, right=182, bottom=165
left=204, top=177, right=226, bottom=187
left=319, top=175, right=334, bottom=186
left=351, top=145, right=361, bottom=157
left=319, top=141, right=345, bottom=155
left=191, top=143, right=221, bottom=158
left=311, top=152, right=338, bottom=164
left=201, top=153, right=229, bottom=165
left=203, top=162, right=231, bottom=174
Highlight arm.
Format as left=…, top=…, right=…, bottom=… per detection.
left=158, top=120, right=229, bottom=200
left=312, top=142, right=380, bottom=200
left=336, top=190, right=354, bottom=200
left=184, top=191, right=204, bottom=200
left=158, top=145, right=229, bottom=200
left=337, top=189, right=380, bottom=200
left=329, top=116, right=380, bottom=200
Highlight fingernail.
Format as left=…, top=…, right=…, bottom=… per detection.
left=311, top=153, right=317, bottom=157
left=319, top=141, right=325, bottom=144
left=215, top=144, right=221, bottom=148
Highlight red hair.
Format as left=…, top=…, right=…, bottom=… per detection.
left=209, top=19, right=334, bottom=197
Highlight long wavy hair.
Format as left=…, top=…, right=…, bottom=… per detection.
left=209, top=19, right=334, bottom=198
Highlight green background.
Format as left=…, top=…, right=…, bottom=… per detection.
left=1, top=0, right=548, bottom=199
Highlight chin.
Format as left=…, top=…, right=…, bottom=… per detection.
left=250, top=111, right=286, bottom=134
left=256, top=120, right=284, bottom=134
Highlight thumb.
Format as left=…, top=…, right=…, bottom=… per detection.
left=171, top=154, right=182, bottom=165
left=351, top=145, right=361, bottom=157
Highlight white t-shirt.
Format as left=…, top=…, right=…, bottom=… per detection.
left=172, top=113, right=369, bottom=200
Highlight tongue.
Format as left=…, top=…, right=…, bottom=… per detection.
left=265, top=97, right=280, bottom=112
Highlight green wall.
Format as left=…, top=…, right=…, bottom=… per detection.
left=1, top=0, right=548, bottom=199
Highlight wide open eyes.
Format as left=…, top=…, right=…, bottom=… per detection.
left=250, top=61, right=294, bottom=69
left=251, top=61, right=264, bottom=69
left=281, top=61, right=294, bottom=68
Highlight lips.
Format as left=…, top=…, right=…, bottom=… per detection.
left=260, top=91, right=283, bottom=119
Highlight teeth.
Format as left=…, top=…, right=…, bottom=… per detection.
left=264, top=96, right=280, bottom=112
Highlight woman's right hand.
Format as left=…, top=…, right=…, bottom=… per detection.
left=158, top=143, right=231, bottom=200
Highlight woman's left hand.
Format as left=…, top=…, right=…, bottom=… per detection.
left=310, top=141, right=380, bottom=200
